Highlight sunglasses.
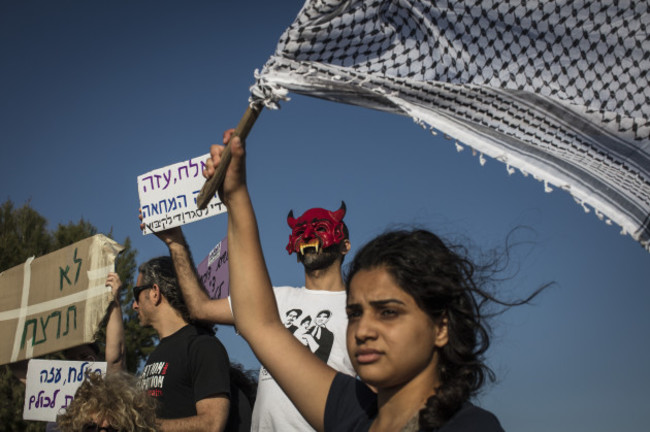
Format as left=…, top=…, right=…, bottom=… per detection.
left=133, top=283, right=154, bottom=302
left=82, top=423, right=121, bottom=432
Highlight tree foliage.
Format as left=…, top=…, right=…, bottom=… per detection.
left=0, top=200, right=51, bottom=271
left=0, top=200, right=155, bottom=430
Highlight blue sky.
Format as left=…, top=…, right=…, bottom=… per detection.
left=2, top=1, right=649, bottom=431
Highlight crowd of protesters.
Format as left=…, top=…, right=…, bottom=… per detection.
left=9, top=128, right=546, bottom=432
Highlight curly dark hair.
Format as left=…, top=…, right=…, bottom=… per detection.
left=56, top=370, right=158, bottom=432
left=345, top=228, right=546, bottom=430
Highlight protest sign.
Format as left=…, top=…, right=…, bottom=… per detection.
left=196, top=236, right=229, bottom=299
left=137, top=153, right=227, bottom=235
left=0, top=234, right=124, bottom=366
left=23, top=358, right=106, bottom=422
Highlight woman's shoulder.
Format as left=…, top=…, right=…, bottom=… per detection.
left=324, top=373, right=377, bottom=432
left=441, top=402, right=504, bottom=432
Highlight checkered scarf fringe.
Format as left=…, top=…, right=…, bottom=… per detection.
left=250, top=0, right=650, bottom=251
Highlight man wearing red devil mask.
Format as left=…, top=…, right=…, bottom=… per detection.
left=147, top=201, right=355, bottom=431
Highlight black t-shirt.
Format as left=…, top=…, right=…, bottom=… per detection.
left=141, top=324, right=251, bottom=431
left=324, top=373, right=505, bottom=432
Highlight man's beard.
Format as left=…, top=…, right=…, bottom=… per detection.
left=298, top=244, right=340, bottom=272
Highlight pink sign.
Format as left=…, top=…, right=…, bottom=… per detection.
left=196, top=236, right=229, bottom=299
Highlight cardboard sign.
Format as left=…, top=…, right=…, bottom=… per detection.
left=137, top=154, right=227, bottom=235
left=0, top=235, right=124, bottom=366
left=23, top=359, right=107, bottom=422
left=196, top=236, right=229, bottom=299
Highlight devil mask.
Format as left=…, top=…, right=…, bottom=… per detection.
left=286, top=201, right=347, bottom=255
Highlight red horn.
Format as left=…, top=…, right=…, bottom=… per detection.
left=332, top=201, right=346, bottom=222
left=287, top=210, right=296, bottom=228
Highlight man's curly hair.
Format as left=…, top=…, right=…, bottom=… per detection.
left=56, top=371, right=158, bottom=432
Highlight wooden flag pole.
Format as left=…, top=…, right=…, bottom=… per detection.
left=196, top=104, right=262, bottom=209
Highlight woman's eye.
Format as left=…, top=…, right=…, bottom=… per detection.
left=380, top=309, right=398, bottom=318
left=346, top=310, right=361, bottom=320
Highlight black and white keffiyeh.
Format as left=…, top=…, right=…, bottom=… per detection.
left=250, top=0, right=650, bottom=250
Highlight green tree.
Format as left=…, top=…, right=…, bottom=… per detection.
left=51, top=218, right=97, bottom=250
left=0, top=200, right=51, bottom=271
left=0, top=200, right=155, bottom=430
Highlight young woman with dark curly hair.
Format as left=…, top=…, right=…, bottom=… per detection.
left=329, top=228, right=530, bottom=431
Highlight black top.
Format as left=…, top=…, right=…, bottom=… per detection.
left=141, top=324, right=251, bottom=431
left=324, top=373, right=505, bottom=432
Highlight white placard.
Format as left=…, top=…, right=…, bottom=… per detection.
left=137, top=153, right=227, bottom=235
left=23, top=359, right=107, bottom=422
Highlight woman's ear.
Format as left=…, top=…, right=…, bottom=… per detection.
left=434, top=317, right=449, bottom=348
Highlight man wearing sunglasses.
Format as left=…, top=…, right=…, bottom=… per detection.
left=133, top=256, right=248, bottom=432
